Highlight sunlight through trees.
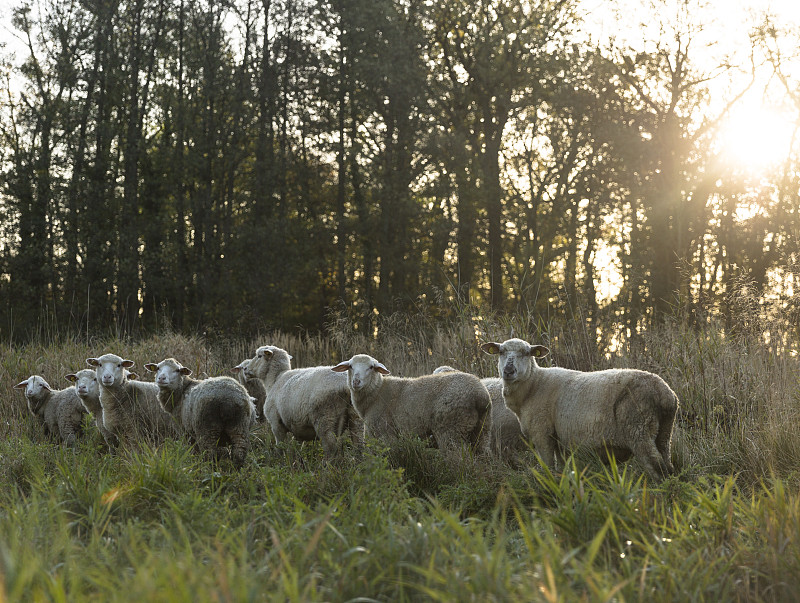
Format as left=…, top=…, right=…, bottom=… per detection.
left=0, top=0, right=798, bottom=341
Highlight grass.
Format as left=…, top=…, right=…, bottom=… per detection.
left=1, top=306, right=800, bottom=601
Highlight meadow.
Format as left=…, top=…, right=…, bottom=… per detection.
left=1, top=305, right=800, bottom=602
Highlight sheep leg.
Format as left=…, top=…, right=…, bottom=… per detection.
left=59, top=422, right=79, bottom=447
left=655, top=419, right=676, bottom=475
left=433, top=429, right=459, bottom=451
left=270, top=420, right=290, bottom=444
left=265, top=404, right=290, bottom=444
left=320, top=431, right=343, bottom=458
left=530, top=429, right=558, bottom=472
left=228, top=430, right=249, bottom=468
left=311, top=413, right=344, bottom=458
left=196, top=428, right=226, bottom=464
left=632, top=439, right=670, bottom=481
left=334, top=409, right=364, bottom=450
left=346, top=410, right=365, bottom=449
left=444, top=415, right=465, bottom=448
left=464, top=408, right=490, bottom=452
left=101, top=425, right=120, bottom=450
left=554, top=439, right=572, bottom=471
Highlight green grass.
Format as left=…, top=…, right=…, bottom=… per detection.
left=2, top=309, right=800, bottom=601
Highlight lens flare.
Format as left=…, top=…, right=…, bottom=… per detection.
left=718, top=102, right=795, bottom=173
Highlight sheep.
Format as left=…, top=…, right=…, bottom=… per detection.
left=86, top=353, right=178, bottom=447
left=64, top=368, right=119, bottom=448
left=13, top=375, right=88, bottom=446
left=230, top=359, right=266, bottom=423
left=481, top=338, right=678, bottom=480
left=246, top=345, right=363, bottom=457
left=144, top=358, right=254, bottom=467
left=332, top=354, right=491, bottom=451
left=433, top=365, right=527, bottom=462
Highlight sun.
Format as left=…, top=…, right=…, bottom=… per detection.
left=718, top=100, right=796, bottom=174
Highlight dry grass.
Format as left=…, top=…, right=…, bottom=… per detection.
left=2, top=300, right=800, bottom=600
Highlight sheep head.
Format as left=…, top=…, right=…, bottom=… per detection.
left=481, top=339, right=549, bottom=383
left=331, top=354, right=390, bottom=393
left=87, top=354, right=135, bottom=388
left=144, top=358, right=192, bottom=391
left=231, top=359, right=248, bottom=373
left=247, top=345, right=292, bottom=381
left=65, top=369, right=99, bottom=400
left=13, top=375, right=52, bottom=415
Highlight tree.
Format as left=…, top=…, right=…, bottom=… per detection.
left=608, top=0, right=754, bottom=325
left=424, top=0, right=579, bottom=309
left=118, top=0, right=167, bottom=329
left=3, top=1, right=93, bottom=333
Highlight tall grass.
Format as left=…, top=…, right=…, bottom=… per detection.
left=1, top=303, right=800, bottom=600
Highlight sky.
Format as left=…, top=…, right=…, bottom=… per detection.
left=0, top=0, right=23, bottom=58
left=1, top=0, right=796, bottom=66
left=0, top=1, right=796, bottom=42
left=0, top=0, right=797, bottom=172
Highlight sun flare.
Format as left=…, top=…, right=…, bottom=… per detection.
left=718, top=102, right=795, bottom=173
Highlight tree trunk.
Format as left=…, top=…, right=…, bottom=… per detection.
left=482, top=117, right=507, bottom=310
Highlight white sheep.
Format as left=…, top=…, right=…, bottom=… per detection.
left=433, top=365, right=527, bottom=461
left=332, top=354, right=491, bottom=451
left=13, top=375, right=88, bottom=446
left=86, top=353, right=178, bottom=447
left=230, top=359, right=266, bottom=423
left=246, top=345, right=363, bottom=457
left=144, top=358, right=254, bottom=467
left=64, top=368, right=119, bottom=448
left=481, top=338, right=678, bottom=480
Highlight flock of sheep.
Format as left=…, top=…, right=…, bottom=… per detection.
left=13, top=338, right=679, bottom=480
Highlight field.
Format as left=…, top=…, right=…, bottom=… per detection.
left=1, top=308, right=800, bottom=602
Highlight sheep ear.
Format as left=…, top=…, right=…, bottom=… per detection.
left=481, top=342, right=502, bottom=355
left=86, top=358, right=100, bottom=367
left=121, top=359, right=136, bottom=369
left=13, top=379, right=28, bottom=390
left=530, top=345, right=550, bottom=358
left=179, top=367, right=192, bottom=376
left=127, top=372, right=139, bottom=381
left=143, top=363, right=158, bottom=373
left=373, top=362, right=390, bottom=375
left=331, top=361, right=351, bottom=373
left=64, top=374, right=78, bottom=383
left=230, top=366, right=242, bottom=374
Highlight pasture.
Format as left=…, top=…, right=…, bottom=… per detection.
left=1, top=309, right=799, bottom=601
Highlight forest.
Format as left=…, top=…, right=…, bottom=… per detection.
left=1, top=0, right=797, bottom=344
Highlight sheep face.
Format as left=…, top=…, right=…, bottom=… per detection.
left=65, top=369, right=98, bottom=400
left=230, top=360, right=249, bottom=384
left=144, top=358, right=192, bottom=392
left=481, top=339, right=549, bottom=384
left=331, top=354, right=390, bottom=393
left=13, top=375, right=51, bottom=414
left=87, top=353, right=135, bottom=388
